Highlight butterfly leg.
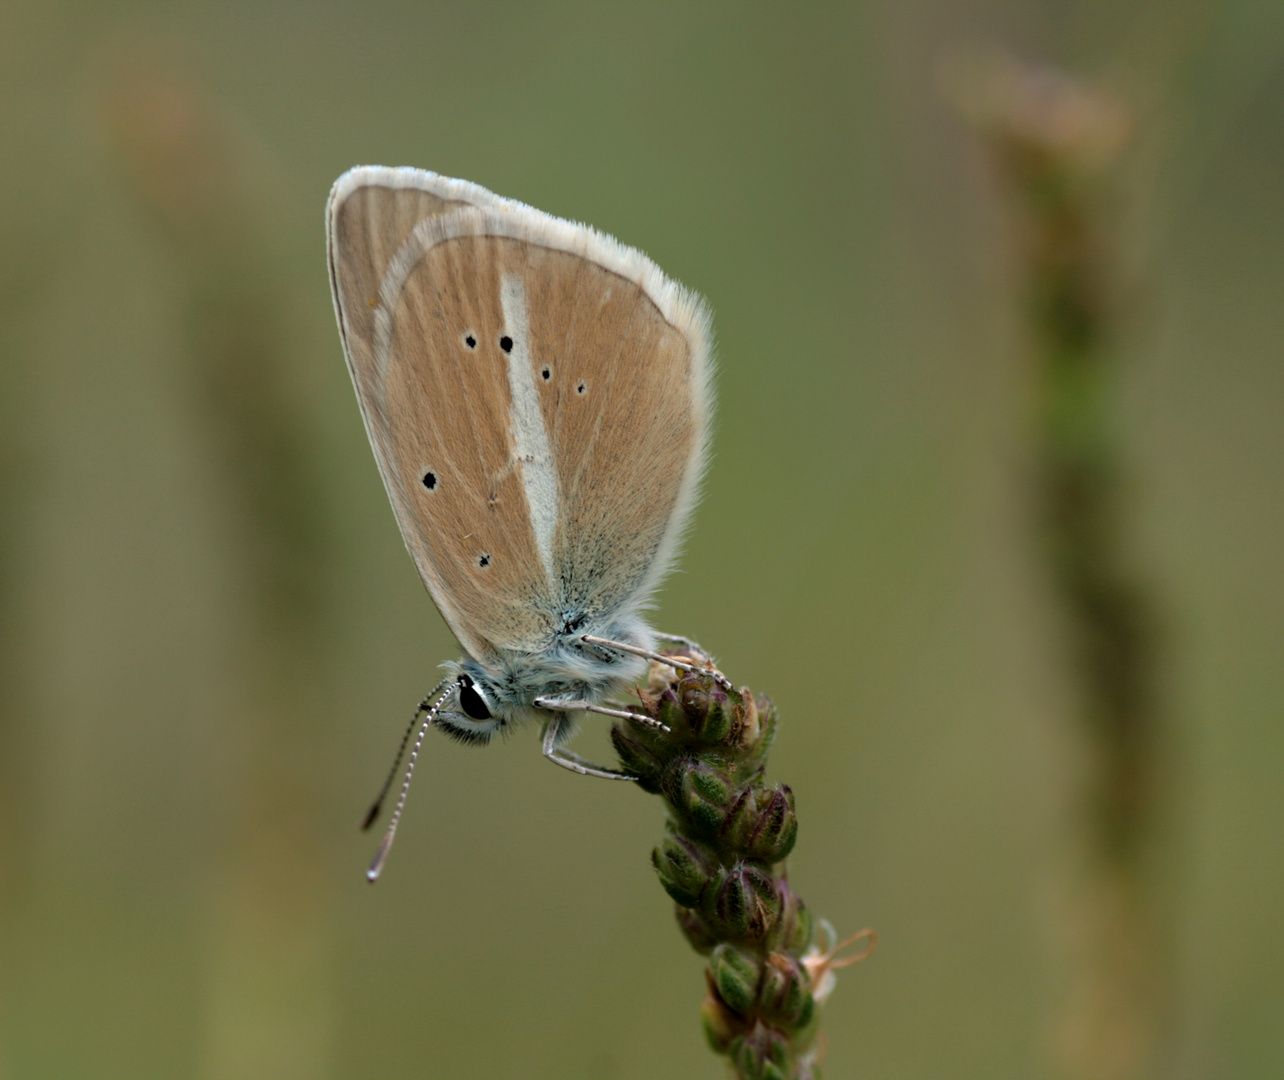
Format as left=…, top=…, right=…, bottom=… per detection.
left=541, top=713, right=637, bottom=781
left=579, top=634, right=734, bottom=692
left=654, top=631, right=708, bottom=657
left=534, top=696, right=666, bottom=731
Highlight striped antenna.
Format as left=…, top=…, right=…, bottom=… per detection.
left=361, top=679, right=449, bottom=830
left=365, top=681, right=453, bottom=883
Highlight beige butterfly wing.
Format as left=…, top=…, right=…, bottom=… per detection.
left=327, top=167, right=712, bottom=667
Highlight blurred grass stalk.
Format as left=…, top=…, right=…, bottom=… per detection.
left=97, top=37, right=337, bottom=1079
left=0, top=195, right=42, bottom=1076
left=953, top=53, right=1175, bottom=1080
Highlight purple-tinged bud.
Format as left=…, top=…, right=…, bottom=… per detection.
left=676, top=904, right=720, bottom=955
left=707, top=862, right=782, bottom=940
left=652, top=830, right=717, bottom=908
left=690, top=687, right=733, bottom=743
left=710, top=943, right=761, bottom=1015
left=764, top=882, right=814, bottom=955
left=732, top=690, right=761, bottom=748
left=757, top=951, right=815, bottom=1031
left=680, top=682, right=710, bottom=723
left=723, top=783, right=798, bottom=862
left=673, top=759, right=734, bottom=837
left=738, top=693, right=781, bottom=761
left=611, top=724, right=665, bottom=792
left=701, top=971, right=749, bottom=1051
left=655, top=686, right=685, bottom=732
left=730, top=1022, right=793, bottom=1080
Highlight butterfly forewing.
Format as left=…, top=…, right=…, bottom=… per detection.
left=329, top=175, right=476, bottom=403
left=379, top=233, right=554, bottom=657
left=328, top=168, right=711, bottom=665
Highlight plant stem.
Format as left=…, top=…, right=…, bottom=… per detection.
left=613, top=657, right=871, bottom=1080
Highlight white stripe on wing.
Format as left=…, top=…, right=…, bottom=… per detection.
left=500, top=273, right=559, bottom=588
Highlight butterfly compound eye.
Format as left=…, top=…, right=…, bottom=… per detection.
left=457, top=674, right=493, bottom=721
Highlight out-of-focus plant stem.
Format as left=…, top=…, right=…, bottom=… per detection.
left=614, top=656, right=873, bottom=1079
left=0, top=224, right=42, bottom=1053
left=954, top=54, right=1174, bottom=1080
left=97, top=35, right=337, bottom=1080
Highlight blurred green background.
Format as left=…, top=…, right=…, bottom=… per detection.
left=2, top=2, right=1282, bottom=1077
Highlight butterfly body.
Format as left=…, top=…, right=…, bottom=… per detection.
left=327, top=166, right=712, bottom=759
left=442, top=617, right=652, bottom=744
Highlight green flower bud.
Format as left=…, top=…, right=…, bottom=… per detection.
left=731, top=1023, right=793, bottom=1080
left=731, top=690, right=761, bottom=749
left=723, top=783, right=798, bottom=862
left=652, top=829, right=717, bottom=907
left=703, top=689, right=734, bottom=743
left=676, top=904, right=719, bottom=955
left=671, top=759, right=735, bottom=837
left=679, top=681, right=709, bottom=725
left=764, top=882, right=814, bottom=955
left=739, top=693, right=779, bottom=761
left=710, top=943, right=761, bottom=1015
left=757, top=952, right=816, bottom=1031
left=655, top=686, right=686, bottom=732
left=611, top=723, right=666, bottom=792
left=675, top=682, right=732, bottom=744
left=690, top=763, right=731, bottom=805
left=701, top=976, right=747, bottom=1052
left=661, top=672, right=744, bottom=746
left=707, top=862, right=781, bottom=940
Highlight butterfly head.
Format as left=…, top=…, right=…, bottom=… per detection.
left=435, top=616, right=654, bottom=745
left=432, top=671, right=506, bottom=745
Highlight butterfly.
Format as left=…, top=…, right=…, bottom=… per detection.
left=326, top=167, right=718, bottom=877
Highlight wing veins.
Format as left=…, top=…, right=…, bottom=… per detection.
left=564, top=282, right=646, bottom=508
left=549, top=253, right=589, bottom=456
